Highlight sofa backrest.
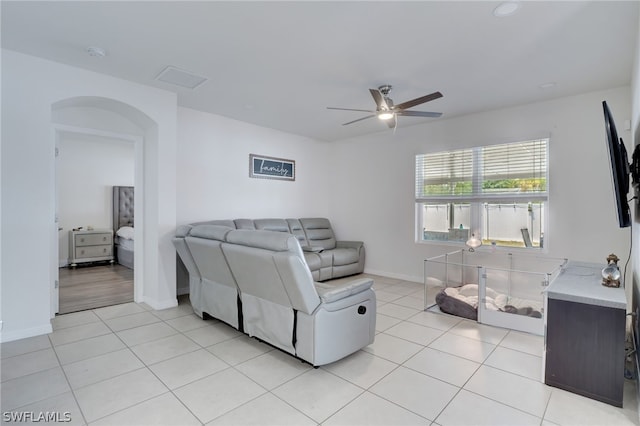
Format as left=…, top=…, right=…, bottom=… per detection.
left=254, top=218, right=289, bottom=232
left=223, top=229, right=320, bottom=315
left=185, top=225, right=237, bottom=295
left=286, top=218, right=309, bottom=247
left=300, top=217, right=337, bottom=250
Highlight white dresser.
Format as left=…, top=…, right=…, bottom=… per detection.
left=69, top=229, right=114, bottom=267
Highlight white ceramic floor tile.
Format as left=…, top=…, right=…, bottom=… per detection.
left=63, top=348, right=143, bottom=389
left=6, top=391, right=85, bottom=426
left=1, top=348, right=59, bottom=382
left=1, top=335, right=52, bottom=359
left=174, top=368, right=266, bottom=424
left=151, top=303, right=197, bottom=321
left=165, top=313, right=211, bottom=332
left=384, top=321, right=443, bottom=345
left=324, top=391, right=429, bottom=425
left=48, top=322, right=112, bottom=346
left=374, top=290, right=404, bottom=303
left=377, top=303, right=421, bottom=320
left=104, top=311, right=161, bottom=332
left=90, top=392, right=201, bottom=426
left=545, top=387, right=639, bottom=426
left=51, top=310, right=101, bottom=330
left=206, top=392, right=315, bottom=426
left=116, top=322, right=178, bottom=347
left=235, top=350, right=311, bottom=390
left=449, top=320, right=509, bottom=344
left=93, top=302, right=146, bottom=320
left=130, top=333, right=201, bottom=365
left=407, top=311, right=462, bottom=331
left=384, top=283, right=421, bottom=296
left=499, top=330, right=543, bottom=357
left=403, top=347, right=480, bottom=387
left=429, top=333, right=496, bottom=363
left=369, top=366, right=458, bottom=421
left=435, top=389, right=540, bottom=426
left=322, top=350, right=397, bottom=389
left=184, top=322, right=241, bottom=347
left=392, top=295, right=426, bottom=310
left=206, top=335, right=272, bottom=366
left=74, top=368, right=167, bottom=423
left=149, top=348, right=229, bottom=390
left=464, top=365, right=551, bottom=417
left=484, top=346, right=543, bottom=381
left=54, top=333, right=126, bottom=365
left=1, top=367, right=71, bottom=411
left=375, top=313, right=402, bottom=332
left=363, top=333, right=423, bottom=364
left=273, top=368, right=363, bottom=423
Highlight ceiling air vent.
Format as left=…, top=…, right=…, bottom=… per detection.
left=155, top=66, right=208, bottom=89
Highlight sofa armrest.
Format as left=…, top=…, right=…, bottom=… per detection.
left=336, top=240, right=364, bottom=250
left=314, top=278, right=373, bottom=303
left=302, top=245, right=324, bottom=253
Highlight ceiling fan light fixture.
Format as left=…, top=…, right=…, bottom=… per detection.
left=378, top=111, right=394, bottom=121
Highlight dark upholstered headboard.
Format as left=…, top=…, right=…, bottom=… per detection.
left=113, top=186, right=134, bottom=233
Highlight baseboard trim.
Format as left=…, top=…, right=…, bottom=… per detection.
left=1, top=323, right=53, bottom=343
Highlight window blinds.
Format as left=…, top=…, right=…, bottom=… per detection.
left=415, top=139, right=548, bottom=203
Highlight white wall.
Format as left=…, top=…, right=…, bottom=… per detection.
left=57, top=134, right=134, bottom=266
left=331, top=87, right=633, bottom=282
left=176, top=107, right=332, bottom=224
left=1, top=49, right=177, bottom=342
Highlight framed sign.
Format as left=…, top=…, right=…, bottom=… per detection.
left=249, top=154, right=295, bottom=181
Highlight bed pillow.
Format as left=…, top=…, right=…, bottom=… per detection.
left=116, top=226, right=134, bottom=240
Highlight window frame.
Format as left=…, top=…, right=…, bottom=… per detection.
left=415, top=138, right=549, bottom=252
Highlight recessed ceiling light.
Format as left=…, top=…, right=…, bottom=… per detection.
left=539, top=82, right=557, bottom=89
left=86, top=46, right=106, bottom=58
left=493, top=2, right=520, bottom=17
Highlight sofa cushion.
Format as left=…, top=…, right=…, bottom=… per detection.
left=331, top=248, right=360, bottom=266
left=254, top=218, right=290, bottom=232
left=189, top=225, right=232, bottom=241
left=234, top=219, right=256, bottom=230
left=300, top=218, right=337, bottom=250
left=303, top=252, right=322, bottom=271
left=226, top=229, right=301, bottom=254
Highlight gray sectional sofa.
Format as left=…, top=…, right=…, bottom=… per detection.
left=173, top=223, right=376, bottom=366
left=190, top=217, right=365, bottom=281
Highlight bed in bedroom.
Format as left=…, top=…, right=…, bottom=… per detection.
left=113, top=186, right=134, bottom=269
left=424, top=249, right=567, bottom=335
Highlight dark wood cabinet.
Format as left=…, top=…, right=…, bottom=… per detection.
left=544, top=261, right=627, bottom=407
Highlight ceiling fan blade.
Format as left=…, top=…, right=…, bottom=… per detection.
left=327, top=107, right=376, bottom=113
left=393, top=91, right=443, bottom=111
left=342, top=115, right=376, bottom=126
left=396, top=110, right=443, bottom=118
left=369, top=89, right=388, bottom=110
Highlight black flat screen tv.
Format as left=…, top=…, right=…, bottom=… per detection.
left=603, top=100, right=631, bottom=228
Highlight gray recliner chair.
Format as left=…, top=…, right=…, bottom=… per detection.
left=176, top=225, right=376, bottom=366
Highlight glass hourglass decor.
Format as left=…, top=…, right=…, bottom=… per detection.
left=602, top=253, right=622, bottom=288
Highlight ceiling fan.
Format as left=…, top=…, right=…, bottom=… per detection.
left=327, top=85, right=443, bottom=128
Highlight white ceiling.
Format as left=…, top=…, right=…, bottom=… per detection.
left=2, top=1, right=638, bottom=142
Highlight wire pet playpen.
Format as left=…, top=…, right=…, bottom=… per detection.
left=424, top=249, right=567, bottom=335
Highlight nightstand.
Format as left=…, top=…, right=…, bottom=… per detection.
left=69, top=229, right=114, bottom=267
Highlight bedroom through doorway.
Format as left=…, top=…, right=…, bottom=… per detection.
left=56, top=131, right=135, bottom=314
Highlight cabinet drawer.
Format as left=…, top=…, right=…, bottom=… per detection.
left=75, top=233, right=113, bottom=247
left=75, top=245, right=113, bottom=259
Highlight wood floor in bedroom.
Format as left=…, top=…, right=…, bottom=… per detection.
left=58, top=264, right=134, bottom=314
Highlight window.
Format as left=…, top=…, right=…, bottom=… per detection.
left=415, top=139, right=548, bottom=249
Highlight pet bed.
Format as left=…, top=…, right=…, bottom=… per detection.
left=435, top=283, right=542, bottom=321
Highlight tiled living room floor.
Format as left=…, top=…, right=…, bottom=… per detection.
left=1, top=274, right=638, bottom=425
